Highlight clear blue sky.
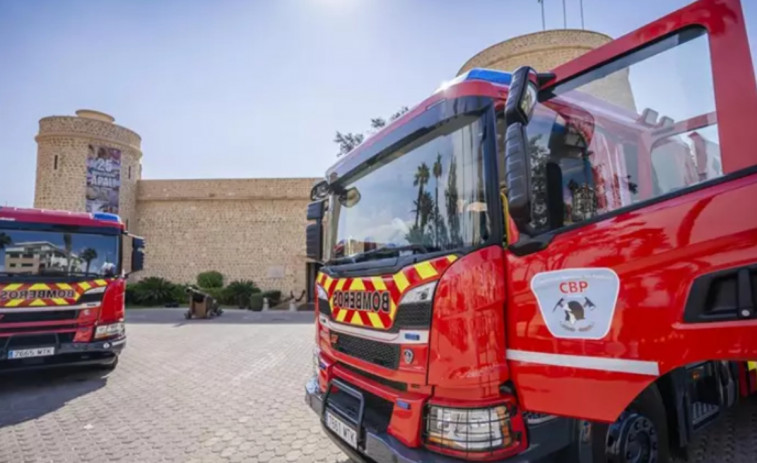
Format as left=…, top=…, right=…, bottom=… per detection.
left=1, top=0, right=755, bottom=207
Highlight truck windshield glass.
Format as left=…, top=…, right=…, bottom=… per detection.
left=327, top=114, right=491, bottom=261
left=0, top=228, right=119, bottom=279
left=524, top=28, right=721, bottom=233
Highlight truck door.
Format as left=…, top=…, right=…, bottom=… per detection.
left=504, top=0, right=757, bottom=423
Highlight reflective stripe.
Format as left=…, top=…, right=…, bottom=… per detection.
left=506, top=349, right=660, bottom=376
left=319, top=315, right=428, bottom=344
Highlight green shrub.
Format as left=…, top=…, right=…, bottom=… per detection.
left=261, top=290, right=282, bottom=305
left=125, top=284, right=138, bottom=306
left=249, top=293, right=264, bottom=311
left=129, top=277, right=183, bottom=306
left=197, top=271, right=224, bottom=289
left=226, top=280, right=260, bottom=308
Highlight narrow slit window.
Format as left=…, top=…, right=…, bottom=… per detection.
left=53, top=155, right=58, bottom=170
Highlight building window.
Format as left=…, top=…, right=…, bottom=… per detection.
left=125, top=219, right=129, bottom=229
left=53, top=155, right=58, bottom=170
left=128, top=165, right=132, bottom=179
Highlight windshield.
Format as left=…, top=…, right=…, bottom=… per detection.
left=0, top=228, right=120, bottom=279
left=326, top=113, right=492, bottom=262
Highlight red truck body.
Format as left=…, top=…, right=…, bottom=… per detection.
left=306, top=0, right=757, bottom=461
left=0, top=207, right=141, bottom=372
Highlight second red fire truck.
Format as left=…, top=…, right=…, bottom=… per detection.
left=0, top=207, right=144, bottom=372
left=305, top=0, right=757, bottom=461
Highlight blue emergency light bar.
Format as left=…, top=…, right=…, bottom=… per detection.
left=93, top=212, right=122, bottom=223
left=464, top=68, right=512, bottom=85
left=437, top=68, right=512, bottom=93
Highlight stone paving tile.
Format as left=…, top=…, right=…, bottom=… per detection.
left=0, top=308, right=754, bottom=462
left=0, top=309, right=348, bottom=463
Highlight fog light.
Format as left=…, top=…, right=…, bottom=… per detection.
left=94, top=322, right=125, bottom=339
left=425, top=403, right=526, bottom=457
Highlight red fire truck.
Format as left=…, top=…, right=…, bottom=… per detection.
left=304, top=0, right=757, bottom=461
left=0, top=207, right=144, bottom=372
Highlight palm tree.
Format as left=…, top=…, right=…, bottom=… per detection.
left=80, top=248, right=97, bottom=274
left=445, top=159, right=460, bottom=246
left=0, top=232, right=10, bottom=250
left=63, top=233, right=73, bottom=272
left=432, top=154, right=443, bottom=246
left=413, top=162, right=430, bottom=228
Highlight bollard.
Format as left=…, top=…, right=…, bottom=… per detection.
left=263, top=297, right=269, bottom=311
left=289, top=299, right=296, bottom=312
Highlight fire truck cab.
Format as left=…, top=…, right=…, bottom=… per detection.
left=0, top=207, right=145, bottom=372
left=305, top=0, right=757, bottom=461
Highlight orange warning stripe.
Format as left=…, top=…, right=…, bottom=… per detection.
left=316, top=254, right=458, bottom=330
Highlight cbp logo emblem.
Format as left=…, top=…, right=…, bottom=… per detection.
left=530, top=268, right=620, bottom=340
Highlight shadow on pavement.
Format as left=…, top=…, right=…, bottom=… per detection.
left=0, top=367, right=109, bottom=429
left=125, top=308, right=316, bottom=326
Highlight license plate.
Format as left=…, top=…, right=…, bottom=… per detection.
left=8, top=347, right=55, bottom=359
left=325, top=411, right=357, bottom=449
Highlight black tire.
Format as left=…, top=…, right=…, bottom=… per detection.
left=595, top=385, right=671, bottom=463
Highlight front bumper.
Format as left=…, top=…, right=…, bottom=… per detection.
left=0, top=336, right=125, bottom=373
left=305, top=376, right=575, bottom=463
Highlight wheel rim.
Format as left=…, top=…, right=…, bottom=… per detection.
left=606, top=413, right=658, bottom=463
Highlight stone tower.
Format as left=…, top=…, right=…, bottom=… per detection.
left=34, top=110, right=142, bottom=230
left=458, top=30, right=635, bottom=111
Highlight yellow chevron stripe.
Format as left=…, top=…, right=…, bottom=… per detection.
left=335, top=308, right=348, bottom=322
left=334, top=279, right=346, bottom=291
left=367, top=312, right=382, bottom=328
left=323, top=276, right=333, bottom=290
left=414, top=261, right=437, bottom=279
left=371, top=277, right=386, bottom=291
left=447, top=255, right=457, bottom=263
left=350, top=279, right=365, bottom=291
left=3, top=283, right=22, bottom=291
left=29, top=283, right=50, bottom=291
left=95, top=279, right=107, bottom=286
left=5, top=299, right=23, bottom=307
left=749, top=361, right=757, bottom=371
left=57, top=283, right=73, bottom=290
left=79, top=282, right=91, bottom=291
left=393, top=272, right=410, bottom=293
left=351, top=313, right=364, bottom=326
left=52, top=298, right=68, bottom=305
left=389, top=300, right=398, bottom=319
left=29, top=299, right=46, bottom=307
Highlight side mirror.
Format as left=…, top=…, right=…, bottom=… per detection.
left=130, top=236, right=145, bottom=273
left=310, top=180, right=329, bottom=201
left=504, top=66, right=540, bottom=229
left=307, top=201, right=325, bottom=221
left=306, top=223, right=322, bottom=261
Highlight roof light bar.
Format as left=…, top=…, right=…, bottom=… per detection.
left=464, top=68, right=512, bottom=85
left=92, top=212, right=122, bottom=223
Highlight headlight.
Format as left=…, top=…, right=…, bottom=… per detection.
left=399, top=281, right=436, bottom=304
left=425, top=404, right=525, bottom=454
left=94, top=322, right=125, bottom=339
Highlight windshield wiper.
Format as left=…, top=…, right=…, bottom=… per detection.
left=326, top=243, right=436, bottom=266
left=0, top=272, right=28, bottom=278
left=353, top=243, right=432, bottom=263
